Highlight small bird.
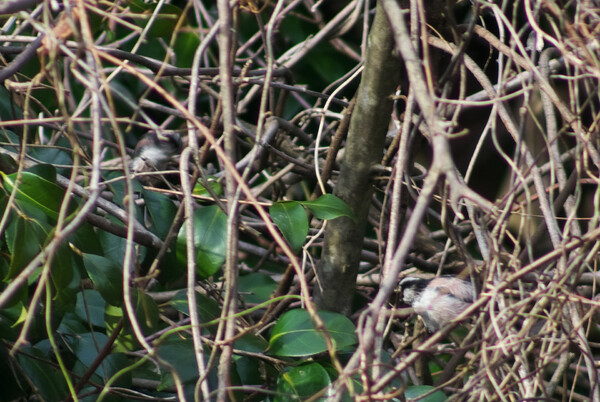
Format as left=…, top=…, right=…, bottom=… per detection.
left=131, top=132, right=182, bottom=175
left=398, top=276, right=475, bottom=332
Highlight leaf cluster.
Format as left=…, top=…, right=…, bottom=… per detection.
left=1, top=0, right=600, bottom=401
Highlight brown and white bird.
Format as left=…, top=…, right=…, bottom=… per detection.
left=398, top=276, right=475, bottom=332
left=130, top=132, right=182, bottom=175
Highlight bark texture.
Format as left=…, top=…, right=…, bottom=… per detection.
left=314, top=2, right=401, bottom=314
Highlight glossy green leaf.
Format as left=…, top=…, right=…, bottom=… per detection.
left=270, top=201, right=308, bottom=252
left=29, top=149, right=72, bottom=172
left=4, top=216, right=47, bottom=280
left=82, top=253, right=124, bottom=307
left=193, top=179, right=223, bottom=198
left=176, top=205, right=227, bottom=278
left=0, top=303, right=24, bottom=340
left=72, top=332, right=129, bottom=386
left=25, top=164, right=56, bottom=182
left=1, top=170, right=73, bottom=220
left=268, top=309, right=357, bottom=357
left=234, top=332, right=269, bottom=354
left=0, top=128, right=19, bottom=146
left=0, top=87, right=22, bottom=120
left=0, top=280, right=27, bottom=309
left=96, top=219, right=127, bottom=266
left=57, top=312, right=88, bottom=335
left=75, top=290, right=107, bottom=329
left=404, top=385, right=447, bottom=401
left=154, top=248, right=186, bottom=284
left=142, top=188, right=177, bottom=239
left=69, top=221, right=103, bottom=255
left=50, top=243, right=75, bottom=290
left=102, top=170, right=143, bottom=213
left=238, top=272, right=277, bottom=305
left=3, top=193, right=49, bottom=226
left=155, top=333, right=218, bottom=393
left=72, top=331, right=109, bottom=373
left=105, top=304, right=137, bottom=352
left=172, top=31, right=201, bottom=67
left=132, top=289, right=159, bottom=333
left=17, top=345, right=68, bottom=401
left=275, top=362, right=332, bottom=401
left=300, top=194, right=356, bottom=222
left=13, top=304, right=30, bottom=327
left=234, top=355, right=263, bottom=386
left=0, top=153, right=17, bottom=173
left=170, top=290, right=220, bottom=327
left=51, top=244, right=80, bottom=312
left=156, top=335, right=197, bottom=385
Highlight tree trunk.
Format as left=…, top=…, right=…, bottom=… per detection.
left=314, top=2, right=400, bottom=314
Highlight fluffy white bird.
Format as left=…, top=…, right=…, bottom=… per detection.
left=399, top=276, right=475, bottom=332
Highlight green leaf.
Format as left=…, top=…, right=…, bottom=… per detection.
left=57, top=312, right=88, bottom=334
left=102, top=170, right=143, bottom=212
left=69, top=222, right=103, bottom=255
left=72, top=331, right=109, bottom=374
left=131, top=289, right=159, bottom=333
left=17, top=345, right=68, bottom=401
left=275, top=362, right=332, bottom=401
left=0, top=302, right=22, bottom=340
left=0, top=87, right=22, bottom=120
left=1, top=170, right=74, bottom=220
left=51, top=244, right=80, bottom=313
left=0, top=344, right=25, bottom=400
left=404, top=385, right=447, bottom=401
left=28, top=150, right=72, bottom=173
left=0, top=153, right=17, bottom=173
left=96, top=218, right=127, bottom=266
left=50, top=243, right=75, bottom=290
left=170, top=290, right=221, bottom=327
left=156, top=333, right=218, bottom=394
left=4, top=216, right=47, bottom=280
left=74, top=290, right=107, bottom=329
left=268, top=309, right=357, bottom=357
left=126, top=0, right=182, bottom=39
left=176, top=205, right=227, bottom=278
left=0, top=281, right=27, bottom=309
left=105, top=304, right=137, bottom=352
left=142, top=188, right=177, bottom=239
left=193, top=179, right=223, bottom=198
left=234, top=355, right=263, bottom=387
left=300, top=194, right=356, bottom=222
left=234, top=332, right=269, bottom=354
left=72, top=332, right=130, bottom=386
left=172, top=31, right=200, bottom=67
left=270, top=201, right=308, bottom=253
left=238, top=272, right=277, bottom=305
left=82, top=254, right=124, bottom=307
left=156, top=335, right=198, bottom=385
left=25, top=164, right=57, bottom=182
